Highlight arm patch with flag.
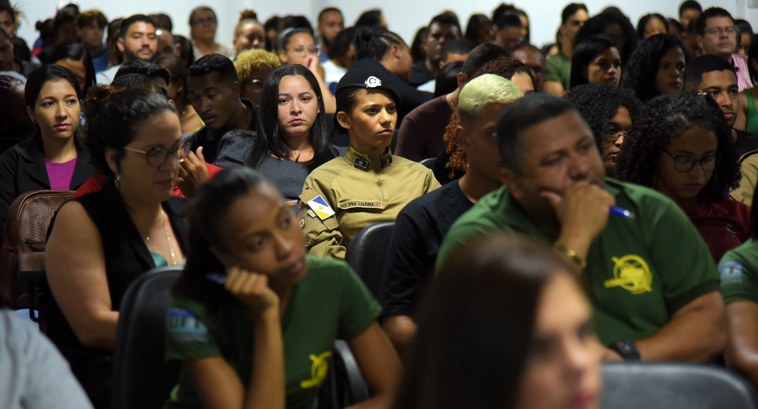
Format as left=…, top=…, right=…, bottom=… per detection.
left=306, top=195, right=336, bottom=220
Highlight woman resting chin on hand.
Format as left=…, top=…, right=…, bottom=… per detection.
left=165, top=167, right=401, bottom=409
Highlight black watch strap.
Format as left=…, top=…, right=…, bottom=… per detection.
left=609, top=340, right=641, bottom=361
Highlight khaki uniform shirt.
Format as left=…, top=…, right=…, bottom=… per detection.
left=299, top=146, right=440, bottom=259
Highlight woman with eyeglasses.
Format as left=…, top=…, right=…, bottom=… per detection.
left=616, top=92, right=746, bottom=261
left=234, top=49, right=281, bottom=106
left=569, top=34, right=622, bottom=90
left=0, top=64, right=95, bottom=238
left=277, top=28, right=336, bottom=113
left=215, top=64, right=340, bottom=205
left=44, top=86, right=188, bottom=409
left=189, top=6, right=234, bottom=59
left=565, top=84, right=641, bottom=176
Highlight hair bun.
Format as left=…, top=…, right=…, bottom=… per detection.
left=239, top=9, right=257, bottom=21
left=84, top=85, right=118, bottom=118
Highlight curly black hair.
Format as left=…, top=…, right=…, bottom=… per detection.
left=564, top=83, right=641, bottom=154
left=620, top=34, right=686, bottom=102
left=615, top=92, right=739, bottom=202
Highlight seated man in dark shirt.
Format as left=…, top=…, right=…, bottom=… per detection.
left=379, top=74, right=523, bottom=359
left=186, top=54, right=258, bottom=163
left=684, top=55, right=758, bottom=159
left=395, top=42, right=507, bottom=162
left=409, top=12, right=461, bottom=87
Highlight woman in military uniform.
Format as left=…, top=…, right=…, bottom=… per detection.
left=299, top=67, right=440, bottom=259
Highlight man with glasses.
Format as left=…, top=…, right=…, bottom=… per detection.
left=96, top=14, right=157, bottom=85
left=410, top=13, right=461, bottom=87
left=438, top=94, right=726, bottom=363
left=696, top=7, right=752, bottom=91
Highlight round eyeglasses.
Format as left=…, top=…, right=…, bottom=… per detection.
left=123, top=140, right=187, bottom=168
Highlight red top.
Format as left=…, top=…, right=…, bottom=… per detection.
left=680, top=198, right=751, bottom=262
left=73, top=163, right=224, bottom=199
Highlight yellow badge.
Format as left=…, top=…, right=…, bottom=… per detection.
left=299, top=351, right=332, bottom=389
left=603, top=255, right=653, bottom=294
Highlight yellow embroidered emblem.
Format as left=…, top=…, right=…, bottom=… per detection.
left=603, top=255, right=653, bottom=294
left=299, top=351, right=332, bottom=389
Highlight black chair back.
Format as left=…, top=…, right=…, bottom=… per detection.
left=345, top=222, right=395, bottom=298
left=602, top=362, right=758, bottom=409
left=419, top=157, right=437, bottom=169
left=111, top=267, right=182, bottom=409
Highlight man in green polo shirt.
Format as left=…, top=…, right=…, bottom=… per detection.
left=438, top=94, right=725, bottom=362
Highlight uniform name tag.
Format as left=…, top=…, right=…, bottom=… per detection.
left=337, top=200, right=384, bottom=210
left=306, top=195, right=336, bottom=220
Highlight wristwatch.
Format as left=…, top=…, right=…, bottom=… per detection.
left=609, top=340, right=641, bottom=361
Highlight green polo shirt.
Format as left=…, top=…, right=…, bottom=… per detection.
left=438, top=179, right=719, bottom=344
left=719, top=239, right=758, bottom=304
left=163, top=256, right=380, bottom=409
left=545, top=51, right=571, bottom=90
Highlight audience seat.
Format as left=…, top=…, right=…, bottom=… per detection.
left=601, top=362, right=758, bottom=409
left=111, top=266, right=182, bottom=409
left=0, top=189, right=72, bottom=317
left=345, top=222, right=395, bottom=298
left=318, top=340, right=370, bottom=409
left=419, top=157, right=437, bottom=169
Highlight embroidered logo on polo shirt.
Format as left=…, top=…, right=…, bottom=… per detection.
left=603, top=255, right=653, bottom=294
left=166, top=308, right=209, bottom=343
left=719, top=261, right=745, bottom=285
left=300, top=350, right=332, bottom=389
left=306, top=195, right=336, bottom=220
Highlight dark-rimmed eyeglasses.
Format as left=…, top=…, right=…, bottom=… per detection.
left=123, top=140, right=187, bottom=168
left=662, top=149, right=716, bottom=173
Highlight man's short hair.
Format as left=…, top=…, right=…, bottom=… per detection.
left=494, top=12, right=522, bottom=30
left=679, top=0, right=703, bottom=17
left=695, top=7, right=733, bottom=36
left=111, top=73, right=159, bottom=91
left=461, top=43, right=509, bottom=78
left=189, top=54, right=238, bottom=83
left=458, top=74, right=522, bottom=124
left=75, top=9, right=107, bottom=29
left=442, top=38, right=477, bottom=61
left=115, top=60, right=171, bottom=84
left=119, top=14, right=155, bottom=39
left=148, top=12, right=173, bottom=32
left=684, top=54, right=736, bottom=90
left=318, top=7, right=342, bottom=23
left=429, top=12, right=461, bottom=32
left=562, top=3, right=588, bottom=25
left=496, top=94, right=577, bottom=171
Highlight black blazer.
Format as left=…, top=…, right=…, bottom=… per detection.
left=0, top=140, right=95, bottom=234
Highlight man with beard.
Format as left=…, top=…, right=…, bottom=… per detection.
left=96, top=14, right=157, bottom=85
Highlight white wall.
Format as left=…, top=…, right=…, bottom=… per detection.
left=15, top=0, right=752, bottom=51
